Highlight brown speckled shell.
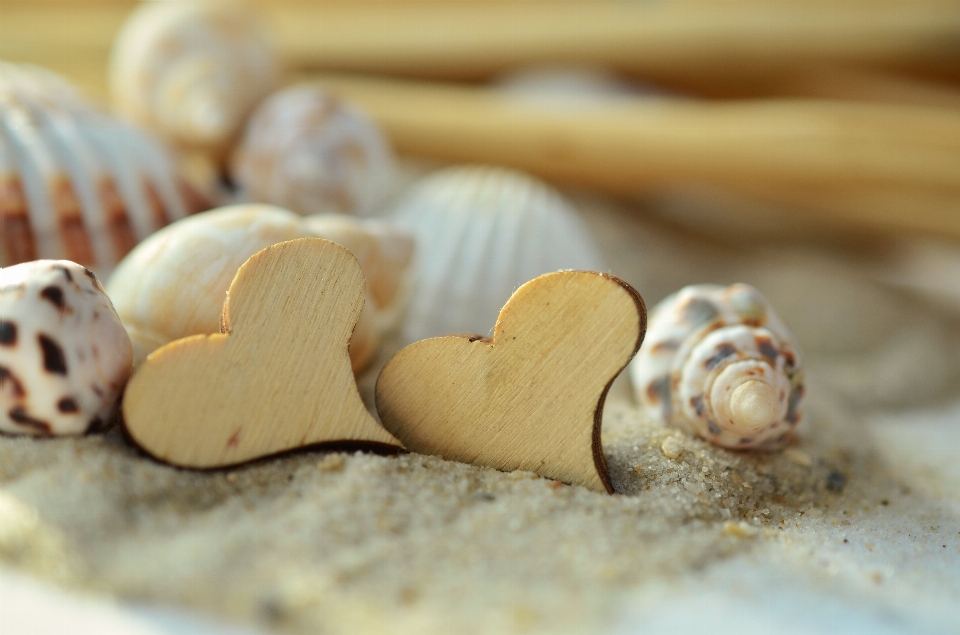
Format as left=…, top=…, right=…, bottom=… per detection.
left=0, top=260, right=132, bottom=436
left=629, top=283, right=804, bottom=450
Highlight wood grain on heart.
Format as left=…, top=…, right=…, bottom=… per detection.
left=122, top=238, right=402, bottom=468
left=375, top=271, right=646, bottom=493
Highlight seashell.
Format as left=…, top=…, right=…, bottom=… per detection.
left=0, top=62, right=207, bottom=275
left=629, top=283, right=804, bottom=450
left=109, top=0, right=279, bottom=161
left=231, top=85, right=395, bottom=216
left=1, top=260, right=133, bottom=436
left=105, top=204, right=414, bottom=373
left=384, top=165, right=606, bottom=343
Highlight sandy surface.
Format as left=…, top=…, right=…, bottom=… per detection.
left=2, top=391, right=959, bottom=634
left=2, top=187, right=959, bottom=635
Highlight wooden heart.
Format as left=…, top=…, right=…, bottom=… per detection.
left=375, top=271, right=646, bottom=493
left=123, top=238, right=401, bottom=468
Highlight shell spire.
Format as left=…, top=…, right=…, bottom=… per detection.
left=629, top=283, right=804, bottom=450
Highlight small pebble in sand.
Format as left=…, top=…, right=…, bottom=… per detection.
left=661, top=436, right=684, bottom=459
left=317, top=454, right=347, bottom=473
left=723, top=521, right=759, bottom=538
left=784, top=448, right=813, bottom=467
left=826, top=471, right=847, bottom=492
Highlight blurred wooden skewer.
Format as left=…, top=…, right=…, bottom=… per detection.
left=275, top=2, right=960, bottom=86
left=310, top=73, right=960, bottom=238
left=762, top=65, right=960, bottom=110
left=2, top=2, right=959, bottom=89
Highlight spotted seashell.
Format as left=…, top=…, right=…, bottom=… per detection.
left=231, top=85, right=395, bottom=217
left=0, top=62, right=206, bottom=275
left=0, top=260, right=132, bottom=436
left=629, top=283, right=804, bottom=450
left=105, top=204, right=414, bottom=373
left=109, top=0, right=278, bottom=160
left=385, top=165, right=606, bottom=343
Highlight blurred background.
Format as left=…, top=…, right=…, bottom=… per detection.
left=9, top=0, right=956, bottom=391
left=4, top=0, right=959, bottom=293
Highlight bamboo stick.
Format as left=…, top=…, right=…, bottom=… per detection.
left=275, top=3, right=960, bottom=79
left=2, top=2, right=959, bottom=87
left=309, top=74, right=960, bottom=237
left=760, top=65, right=960, bottom=110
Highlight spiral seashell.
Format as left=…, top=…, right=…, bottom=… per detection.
left=0, top=62, right=206, bottom=275
left=109, top=0, right=279, bottom=160
left=1, top=260, right=132, bottom=436
left=384, top=165, right=606, bottom=343
left=629, top=283, right=804, bottom=450
left=231, top=85, right=395, bottom=216
left=105, top=204, right=414, bottom=373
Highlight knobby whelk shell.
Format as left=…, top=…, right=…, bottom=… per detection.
left=231, top=84, right=395, bottom=217
left=0, top=61, right=207, bottom=274
left=105, top=204, right=415, bottom=373
left=109, top=0, right=279, bottom=161
left=629, top=283, right=805, bottom=450
left=1, top=260, right=132, bottom=436
left=384, top=165, right=606, bottom=343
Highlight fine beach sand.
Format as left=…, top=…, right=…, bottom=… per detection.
left=2, top=392, right=959, bottom=634
left=2, top=188, right=959, bottom=634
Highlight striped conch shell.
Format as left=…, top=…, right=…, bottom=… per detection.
left=105, top=204, right=414, bottom=373
left=231, top=85, right=395, bottom=216
left=629, top=283, right=804, bottom=450
left=0, top=62, right=206, bottom=275
left=109, top=0, right=278, bottom=161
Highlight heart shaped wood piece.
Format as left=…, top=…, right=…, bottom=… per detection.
left=375, top=271, right=646, bottom=493
left=123, top=238, right=401, bottom=468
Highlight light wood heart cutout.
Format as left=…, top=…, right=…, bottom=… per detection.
left=375, top=271, right=646, bottom=493
left=123, top=238, right=401, bottom=468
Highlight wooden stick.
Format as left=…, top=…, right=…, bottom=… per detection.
left=308, top=74, right=960, bottom=237
left=2, top=2, right=959, bottom=86
left=760, top=65, right=960, bottom=110
left=737, top=184, right=960, bottom=238
left=277, top=2, right=960, bottom=81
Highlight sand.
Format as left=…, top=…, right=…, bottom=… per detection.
left=2, top=188, right=959, bottom=634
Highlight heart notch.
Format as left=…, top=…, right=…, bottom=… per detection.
left=376, top=270, right=646, bottom=493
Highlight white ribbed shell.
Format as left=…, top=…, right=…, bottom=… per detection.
left=231, top=85, right=395, bottom=216
left=0, top=62, right=202, bottom=275
left=629, top=283, right=804, bottom=450
left=385, top=166, right=606, bottom=343
left=105, top=204, right=414, bottom=373
left=109, top=0, right=278, bottom=159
